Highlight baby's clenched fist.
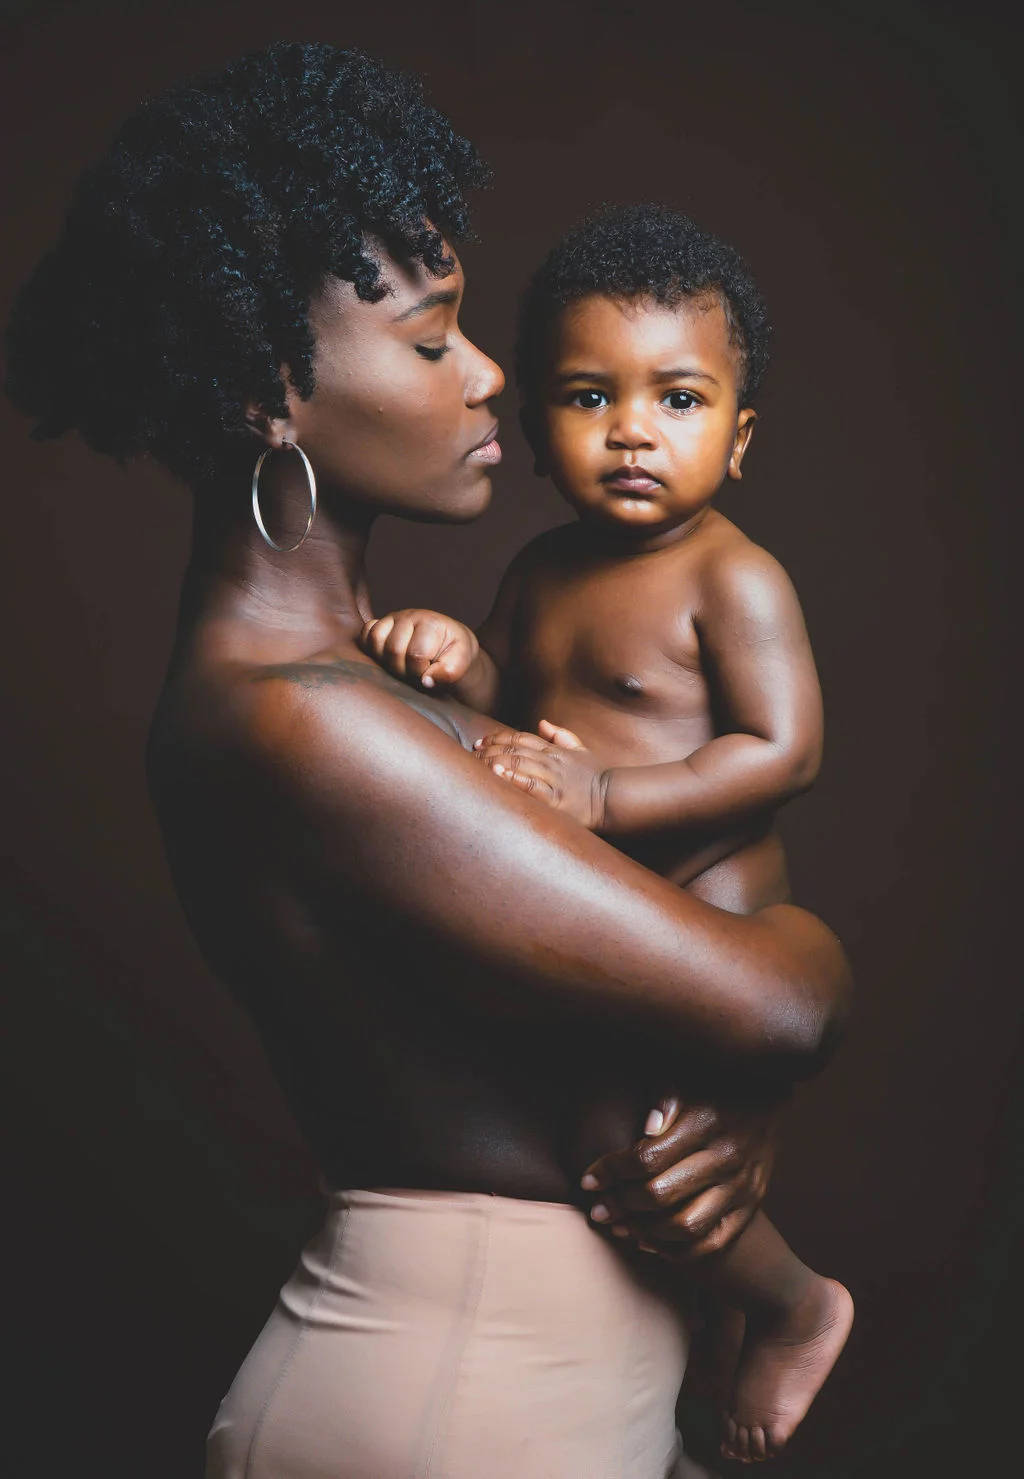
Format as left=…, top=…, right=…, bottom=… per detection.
left=360, top=609, right=478, bottom=689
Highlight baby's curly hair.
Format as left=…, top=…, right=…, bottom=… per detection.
left=5, top=42, right=490, bottom=488
left=516, top=204, right=771, bottom=419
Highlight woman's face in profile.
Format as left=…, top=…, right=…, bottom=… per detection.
left=286, top=244, right=505, bottom=523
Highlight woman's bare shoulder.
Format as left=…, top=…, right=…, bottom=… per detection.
left=221, top=650, right=501, bottom=797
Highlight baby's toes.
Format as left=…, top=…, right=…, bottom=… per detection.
left=720, top=1413, right=738, bottom=1458
left=732, top=1422, right=752, bottom=1462
left=748, top=1425, right=768, bottom=1462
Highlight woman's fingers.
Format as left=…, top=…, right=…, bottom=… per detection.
left=642, top=1183, right=757, bottom=1262
left=643, top=1094, right=682, bottom=1137
left=600, top=1144, right=739, bottom=1215
left=581, top=1103, right=722, bottom=1190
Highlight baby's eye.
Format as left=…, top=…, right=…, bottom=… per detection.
left=416, top=343, right=450, bottom=361
left=663, top=389, right=700, bottom=412
left=570, top=389, right=608, bottom=409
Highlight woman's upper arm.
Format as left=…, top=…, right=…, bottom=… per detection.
left=250, top=677, right=850, bottom=1075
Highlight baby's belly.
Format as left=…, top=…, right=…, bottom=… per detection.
left=523, top=688, right=715, bottom=770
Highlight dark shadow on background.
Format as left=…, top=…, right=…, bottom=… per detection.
left=1, top=1, right=1019, bottom=1473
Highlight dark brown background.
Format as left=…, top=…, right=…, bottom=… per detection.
left=2, top=1, right=1019, bottom=1474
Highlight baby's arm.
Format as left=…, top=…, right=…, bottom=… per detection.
left=359, top=537, right=538, bottom=714
left=475, top=545, right=822, bottom=837
left=600, top=544, right=823, bottom=835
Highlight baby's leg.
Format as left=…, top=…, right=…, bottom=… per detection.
left=693, top=1212, right=853, bottom=1464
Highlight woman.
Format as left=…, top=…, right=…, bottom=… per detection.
left=5, top=44, right=850, bottom=1477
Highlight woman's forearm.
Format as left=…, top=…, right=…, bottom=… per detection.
left=258, top=671, right=851, bottom=1080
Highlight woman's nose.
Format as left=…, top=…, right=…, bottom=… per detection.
left=466, top=342, right=505, bottom=405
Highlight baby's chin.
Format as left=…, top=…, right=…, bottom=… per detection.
left=566, top=488, right=692, bottom=535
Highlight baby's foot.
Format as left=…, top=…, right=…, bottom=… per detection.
left=720, top=1276, right=853, bottom=1464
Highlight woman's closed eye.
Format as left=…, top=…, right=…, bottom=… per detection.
left=416, top=342, right=450, bottom=361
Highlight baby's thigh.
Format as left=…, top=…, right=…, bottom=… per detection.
left=683, top=830, right=790, bottom=915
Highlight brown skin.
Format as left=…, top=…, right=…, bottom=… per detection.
left=149, top=251, right=851, bottom=1303
left=363, top=291, right=854, bottom=1460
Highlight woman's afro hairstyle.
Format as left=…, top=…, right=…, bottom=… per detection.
left=5, top=42, right=490, bottom=488
left=515, top=203, right=771, bottom=417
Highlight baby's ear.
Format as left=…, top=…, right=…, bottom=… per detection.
left=518, top=405, right=549, bottom=477
left=728, top=407, right=757, bottom=481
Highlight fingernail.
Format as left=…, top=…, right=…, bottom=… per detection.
left=421, top=675, right=434, bottom=688
left=473, top=738, right=483, bottom=748
left=590, top=1203, right=610, bottom=1223
left=644, top=1108, right=664, bottom=1136
left=494, top=763, right=505, bottom=775
left=580, top=1173, right=599, bottom=1190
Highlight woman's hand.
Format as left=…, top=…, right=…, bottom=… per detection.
left=580, top=1095, right=782, bottom=1260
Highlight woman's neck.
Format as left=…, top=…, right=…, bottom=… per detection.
left=176, top=493, right=376, bottom=667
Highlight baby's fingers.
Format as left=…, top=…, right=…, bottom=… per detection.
left=420, top=639, right=472, bottom=689
left=475, top=749, right=557, bottom=801
left=473, top=728, right=549, bottom=754
left=359, top=614, right=395, bottom=660
left=538, top=719, right=586, bottom=751
left=380, top=615, right=423, bottom=679
left=405, top=623, right=452, bottom=684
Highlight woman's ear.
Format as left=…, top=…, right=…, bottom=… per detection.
left=728, top=407, right=757, bottom=481
left=243, top=403, right=292, bottom=450
left=519, top=405, right=549, bottom=477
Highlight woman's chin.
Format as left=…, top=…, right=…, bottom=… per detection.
left=415, top=477, right=494, bottom=524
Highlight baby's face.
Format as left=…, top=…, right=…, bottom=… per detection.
left=537, top=293, right=755, bottom=539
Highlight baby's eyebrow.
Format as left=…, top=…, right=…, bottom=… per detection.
left=651, top=367, right=721, bottom=386
left=551, top=368, right=612, bottom=383
left=552, top=366, right=721, bottom=386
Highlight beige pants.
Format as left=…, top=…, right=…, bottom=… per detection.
left=206, top=1187, right=692, bottom=1478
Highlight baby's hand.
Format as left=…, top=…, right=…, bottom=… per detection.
left=473, top=720, right=609, bottom=830
left=360, top=609, right=478, bottom=690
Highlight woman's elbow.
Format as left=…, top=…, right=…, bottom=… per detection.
left=746, top=915, right=854, bottom=1077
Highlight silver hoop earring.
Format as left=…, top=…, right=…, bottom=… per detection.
left=251, top=440, right=317, bottom=553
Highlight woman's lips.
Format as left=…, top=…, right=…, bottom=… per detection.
left=467, top=438, right=502, bottom=465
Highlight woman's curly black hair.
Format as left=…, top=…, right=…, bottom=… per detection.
left=516, top=204, right=771, bottom=419
left=4, top=42, right=490, bottom=489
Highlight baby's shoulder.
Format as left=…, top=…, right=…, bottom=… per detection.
left=691, top=514, right=799, bottom=617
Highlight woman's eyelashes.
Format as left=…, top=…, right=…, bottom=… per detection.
left=416, top=342, right=450, bottom=361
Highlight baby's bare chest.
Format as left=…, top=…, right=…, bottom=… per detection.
left=518, top=560, right=713, bottom=758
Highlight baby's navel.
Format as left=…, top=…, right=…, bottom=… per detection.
left=615, top=674, right=645, bottom=697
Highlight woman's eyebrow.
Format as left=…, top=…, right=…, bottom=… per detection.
left=392, top=288, right=460, bottom=322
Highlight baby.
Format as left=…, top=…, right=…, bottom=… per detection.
left=362, top=205, right=853, bottom=1464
